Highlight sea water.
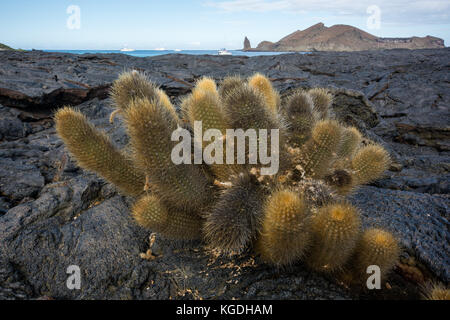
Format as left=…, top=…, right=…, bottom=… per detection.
left=44, top=49, right=307, bottom=57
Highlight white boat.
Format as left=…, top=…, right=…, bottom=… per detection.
left=218, top=48, right=232, bottom=55
left=174, top=49, right=182, bottom=52
left=120, top=45, right=135, bottom=52
left=154, top=47, right=166, bottom=51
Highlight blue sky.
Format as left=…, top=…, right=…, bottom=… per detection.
left=0, top=0, right=449, bottom=49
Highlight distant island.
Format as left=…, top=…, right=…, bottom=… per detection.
left=0, top=43, right=14, bottom=51
left=243, top=23, right=445, bottom=52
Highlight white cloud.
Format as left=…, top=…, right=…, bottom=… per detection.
left=205, top=0, right=450, bottom=24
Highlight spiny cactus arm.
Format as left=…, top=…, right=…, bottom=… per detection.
left=352, top=228, right=399, bottom=281
left=351, top=144, right=390, bottom=185
left=223, top=84, right=289, bottom=174
left=423, top=283, right=450, bottom=300
left=110, top=71, right=180, bottom=124
left=337, top=126, right=362, bottom=160
left=223, top=84, right=279, bottom=130
left=182, top=79, right=228, bottom=139
left=194, top=77, right=218, bottom=95
left=308, top=88, right=332, bottom=120
left=150, top=165, right=215, bottom=213
left=298, top=120, right=342, bottom=179
left=157, top=88, right=180, bottom=123
left=284, top=90, right=316, bottom=146
left=182, top=79, right=239, bottom=180
left=307, top=202, right=361, bottom=272
left=203, top=174, right=266, bottom=254
left=55, top=107, right=145, bottom=196
left=132, top=194, right=203, bottom=240
left=110, top=71, right=160, bottom=111
left=125, top=97, right=178, bottom=171
left=125, top=97, right=214, bottom=212
left=257, top=189, right=311, bottom=266
left=248, top=73, right=280, bottom=113
left=218, top=75, right=244, bottom=98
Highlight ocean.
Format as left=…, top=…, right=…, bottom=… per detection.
left=43, top=49, right=304, bottom=57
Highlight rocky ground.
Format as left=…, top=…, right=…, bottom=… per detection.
left=0, top=49, right=448, bottom=300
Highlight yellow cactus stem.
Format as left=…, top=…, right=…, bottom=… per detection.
left=150, top=165, right=215, bottom=212
left=54, top=107, right=145, bottom=196
left=337, top=126, right=362, bottom=160
left=284, top=90, right=317, bottom=146
left=156, top=88, right=180, bottom=123
left=257, top=189, right=311, bottom=266
left=218, top=75, right=244, bottom=98
left=352, top=228, right=400, bottom=282
left=110, top=70, right=159, bottom=111
left=110, top=70, right=180, bottom=124
left=194, top=77, right=218, bottom=96
left=125, top=97, right=214, bottom=212
left=182, top=85, right=227, bottom=141
left=125, top=97, right=178, bottom=170
left=308, top=88, right=333, bottom=120
left=307, top=202, right=361, bottom=272
left=132, top=194, right=203, bottom=240
left=182, top=81, right=239, bottom=180
left=422, top=283, right=450, bottom=300
left=224, top=83, right=280, bottom=130
left=223, top=83, right=287, bottom=173
left=351, top=144, right=390, bottom=185
left=203, top=174, right=267, bottom=255
left=248, top=73, right=280, bottom=113
left=298, top=120, right=342, bottom=179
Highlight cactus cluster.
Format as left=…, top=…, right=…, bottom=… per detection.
left=55, top=71, right=399, bottom=286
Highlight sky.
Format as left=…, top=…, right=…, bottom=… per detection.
left=0, top=0, right=449, bottom=50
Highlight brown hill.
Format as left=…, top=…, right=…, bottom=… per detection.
left=0, top=43, right=14, bottom=51
left=246, top=23, right=444, bottom=52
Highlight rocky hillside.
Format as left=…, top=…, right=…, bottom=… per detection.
left=0, top=43, right=13, bottom=51
left=245, top=23, right=445, bottom=52
left=0, top=49, right=448, bottom=299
